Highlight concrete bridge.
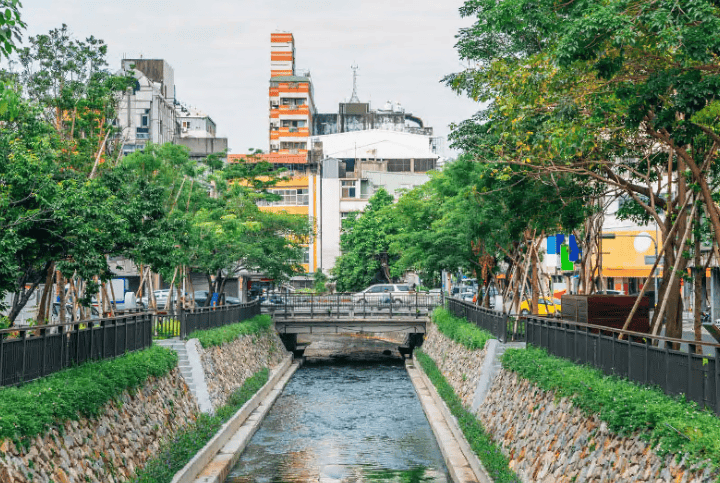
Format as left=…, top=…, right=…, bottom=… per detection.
left=262, top=292, right=441, bottom=356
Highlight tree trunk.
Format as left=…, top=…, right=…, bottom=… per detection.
left=531, top=242, right=539, bottom=313
left=694, top=206, right=703, bottom=352
left=58, top=272, right=66, bottom=324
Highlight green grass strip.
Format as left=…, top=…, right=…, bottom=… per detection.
left=503, top=346, right=720, bottom=472
left=0, top=345, right=177, bottom=442
left=432, top=307, right=494, bottom=350
left=133, top=367, right=270, bottom=483
left=415, top=350, right=521, bottom=483
left=188, top=314, right=273, bottom=348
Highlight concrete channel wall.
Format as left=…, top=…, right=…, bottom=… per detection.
left=420, top=321, right=719, bottom=483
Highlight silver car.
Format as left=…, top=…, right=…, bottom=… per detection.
left=352, top=284, right=412, bottom=304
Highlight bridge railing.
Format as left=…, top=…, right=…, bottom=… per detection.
left=265, top=292, right=442, bottom=319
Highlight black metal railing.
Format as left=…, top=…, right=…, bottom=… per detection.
left=526, top=315, right=720, bottom=415
left=0, top=313, right=153, bottom=387
left=0, top=300, right=261, bottom=388
left=446, top=298, right=521, bottom=343
left=265, top=292, right=442, bottom=319
left=181, top=301, right=261, bottom=337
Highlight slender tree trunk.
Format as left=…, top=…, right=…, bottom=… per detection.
left=531, top=241, right=539, bottom=313
left=694, top=206, right=703, bottom=351
left=58, top=272, right=66, bottom=323
left=35, top=262, right=56, bottom=325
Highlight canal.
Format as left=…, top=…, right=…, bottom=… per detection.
left=224, top=336, right=450, bottom=482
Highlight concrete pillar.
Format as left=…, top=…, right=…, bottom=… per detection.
left=711, top=268, right=720, bottom=323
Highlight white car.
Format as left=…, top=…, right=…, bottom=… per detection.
left=352, top=284, right=412, bottom=304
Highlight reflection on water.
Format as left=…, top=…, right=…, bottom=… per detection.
left=225, top=361, right=449, bottom=483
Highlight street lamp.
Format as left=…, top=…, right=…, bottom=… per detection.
left=601, top=233, right=659, bottom=305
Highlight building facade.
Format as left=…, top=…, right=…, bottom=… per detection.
left=269, top=33, right=316, bottom=155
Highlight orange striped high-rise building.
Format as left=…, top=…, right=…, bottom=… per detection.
left=269, top=33, right=316, bottom=156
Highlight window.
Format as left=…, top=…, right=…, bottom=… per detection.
left=414, top=159, right=436, bottom=172
left=182, top=121, right=190, bottom=129
left=258, top=189, right=309, bottom=206
left=280, top=142, right=307, bottom=151
left=141, top=115, right=149, bottom=127
left=281, top=120, right=307, bottom=128
left=341, top=180, right=356, bottom=198
left=387, top=159, right=411, bottom=172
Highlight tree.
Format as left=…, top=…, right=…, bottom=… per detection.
left=445, top=0, right=720, bottom=337
left=0, top=0, right=24, bottom=60
left=333, top=189, right=400, bottom=292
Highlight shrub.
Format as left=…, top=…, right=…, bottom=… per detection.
left=503, top=346, right=720, bottom=471
left=0, top=345, right=177, bottom=441
left=415, top=350, right=520, bottom=483
left=133, top=368, right=269, bottom=483
left=188, top=314, right=273, bottom=348
left=431, top=307, right=494, bottom=350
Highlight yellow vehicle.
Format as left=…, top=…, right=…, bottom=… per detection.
left=518, top=298, right=562, bottom=316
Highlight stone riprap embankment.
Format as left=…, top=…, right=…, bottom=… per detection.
left=420, top=321, right=717, bottom=483
left=200, top=331, right=286, bottom=409
left=420, top=322, right=488, bottom=407
left=478, top=370, right=716, bottom=483
left=0, top=368, right=197, bottom=483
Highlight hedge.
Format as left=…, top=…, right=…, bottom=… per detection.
left=431, top=307, right=494, bottom=350
left=0, top=345, right=177, bottom=442
left=188, top=314, right=273, bottom=348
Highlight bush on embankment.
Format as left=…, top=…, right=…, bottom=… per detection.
left=133, top=367, right=269, bottom=483
left=188, top=314, right=273, bottom=348
left=0, top=345, right=177, bottom=443
left=503, top=346, right=720, bottom=471
left=415, top=350, right=520, bottom=483
left=432, top=307, right=494, bottom=349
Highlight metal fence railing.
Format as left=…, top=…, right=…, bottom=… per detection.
left=181, top=301, right=261, bottom=337
left=0, top=313, right=153, bottom=387
left=1, top=301, right=262, bottom=388
left=446, top=298, right=521, bottom=343
left=525, top=315, right=720, bottom=415
left=265, top=292, right=442, bottom=319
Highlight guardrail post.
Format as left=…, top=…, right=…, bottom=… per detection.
left=337, top=294, right=340, bottom=319
left=285, top=292, right=288, bottom=319
left=311, top=293, right=314, bottom=319
left=716, top=347, right=720, bottom=415
left=180, top=310, right=187, bottom=338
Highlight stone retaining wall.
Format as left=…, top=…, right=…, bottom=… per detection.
left=200, top=331, right=286, bottom=409
left=478, top=370, right=716, bottom=483
left=420, top=322, right=488, bottom=407
left=420, top=322, right=717, bottom=483
left=0, top=368, right=197, bottom=483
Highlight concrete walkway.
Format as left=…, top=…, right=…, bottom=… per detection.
left=407, top=357, right=492, bottom=483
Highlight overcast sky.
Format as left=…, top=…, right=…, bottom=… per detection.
left=21, top=0, right=479, bottom=156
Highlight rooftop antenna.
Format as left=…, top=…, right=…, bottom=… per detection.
left=349, top=64, right=360, bottom=103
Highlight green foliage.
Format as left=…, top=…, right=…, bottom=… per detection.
left=0, top=0, right=24, bottom=60
left=431, top=307, right=494, bottom=350
left=0, top=345, right=177, bottom=441
left=133, top=368, right=269, bottom=483
left=313, top=269, right=328, bottom=293
left=503, top=347, right=720, bottom=470
left=188, top=314, right=273, bottom=348
left=415, top=351, right=520, bottom=483
left=333, top=189, right=400, bottom=292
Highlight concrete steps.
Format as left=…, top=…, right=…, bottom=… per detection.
left=472, top=340, right=525, bottom=412
left=155, top=338, right=213, bottom=413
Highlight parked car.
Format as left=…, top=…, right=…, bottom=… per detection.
left=352, top=284, right=412, bottom=304
left=51, top=303, right=99, bottom=323
left=628, top=290, right=656, bottom=307
left=261, top=294, right=285, bottom=306
left=518, top=298, right=562, bottom=316
left=596, top=289, right=625, bottom=295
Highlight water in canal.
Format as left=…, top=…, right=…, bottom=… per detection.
left=225, top=357, right=450, bottom=482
